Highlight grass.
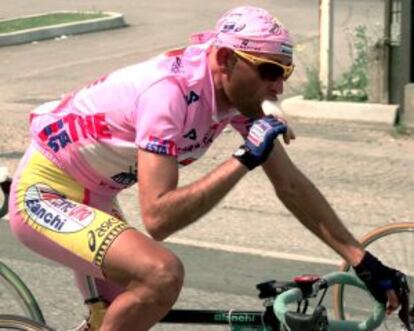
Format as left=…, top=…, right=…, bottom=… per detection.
left=392, top=123, right=413, bottom=137
left=0, top=12, right=108, bottom=34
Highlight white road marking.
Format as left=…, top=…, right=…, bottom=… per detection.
left=166, top=237, right=341, bottom=266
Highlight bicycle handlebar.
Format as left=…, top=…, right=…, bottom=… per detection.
left=274, top=271, right=385, bottom=331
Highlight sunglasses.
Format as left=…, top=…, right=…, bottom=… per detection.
left=233, top=50, right=295, bottom=81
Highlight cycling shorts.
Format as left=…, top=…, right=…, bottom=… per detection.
left=9, top=144, right=132, bottom=278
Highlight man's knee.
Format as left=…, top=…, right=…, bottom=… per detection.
left=130, top=252, right=185, bottom=301
left=102, top=229, right=184, bottom=303
left=147, top=254, right=184, bottom=293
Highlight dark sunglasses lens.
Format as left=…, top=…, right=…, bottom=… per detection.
left=257, top=63, right=285, bottom=81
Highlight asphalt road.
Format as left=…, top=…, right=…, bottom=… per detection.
left=0, top=219, right=336, bottom=330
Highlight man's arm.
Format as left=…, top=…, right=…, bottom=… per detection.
left=137, top=116, right=287, bottom=241
left=137, top=149, right=248, bottom=241
left=262, top=136, right=404, bottom=316
left=261, top=140, right=365, bottom=266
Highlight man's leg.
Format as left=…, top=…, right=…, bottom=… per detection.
left=9, top=148, right=183, bottom=330
left=100, top=229, right=184, bottom=331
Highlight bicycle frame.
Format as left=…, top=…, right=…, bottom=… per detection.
left=161, top=308, right=278, bottom=330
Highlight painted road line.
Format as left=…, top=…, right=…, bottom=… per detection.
left=166, top=237, right=341, bottom=266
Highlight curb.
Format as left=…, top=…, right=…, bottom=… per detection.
left=0, top=11, right=126, bottom=47
left=263, top=96, right=398, bottom=125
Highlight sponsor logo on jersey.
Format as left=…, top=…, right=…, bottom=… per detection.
left=177, top=123, right=220, bottom=155
left=24, top=184, right=95, bottom=233
left=178, top=143, right=201, bottom=154
left=38, top=113, right=112, bottom=153
left=112, top=163, right=137, bottom=187
left=183, top=129, right=197, bottom=140
left=144, top=136, right=177, bottom=155
left=171, top=56, right=183, bottom=74
left=185, top=91, right=200, bottom=105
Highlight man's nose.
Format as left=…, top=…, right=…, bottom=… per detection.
left=273, top=76, right=284, bottom=94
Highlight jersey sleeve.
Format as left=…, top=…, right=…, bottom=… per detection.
left=134, top=79, right=186, bottom=157
left=229, top=114, right=254, bottom=138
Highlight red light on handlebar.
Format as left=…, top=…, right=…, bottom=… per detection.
left=293, top=275, right=320, bottom=284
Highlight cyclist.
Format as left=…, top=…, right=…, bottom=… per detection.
left=8, top=6, right=407, bottom=331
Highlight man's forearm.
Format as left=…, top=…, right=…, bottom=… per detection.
left=276, top=172, right=364, bottom=265
left=142, top=157, right=248, bottom=240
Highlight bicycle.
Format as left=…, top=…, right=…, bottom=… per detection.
left=0, top=176, right=410, bottom=330
left=0, top=271, right=389, bottom=331
left=333, top=222, right=414, bottom=331
left=156, top=271, right=387, bottom=331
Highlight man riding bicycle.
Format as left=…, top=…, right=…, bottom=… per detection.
left=8, top=6, right=408, bottom=331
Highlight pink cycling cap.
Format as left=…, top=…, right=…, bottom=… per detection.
left=190, top=6, right=293, bottom=58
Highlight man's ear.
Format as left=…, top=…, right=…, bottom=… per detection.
left=216, top=47, right=236, bottom=72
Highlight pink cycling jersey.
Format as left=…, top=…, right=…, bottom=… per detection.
left=29, top=42, right=251, bottom=196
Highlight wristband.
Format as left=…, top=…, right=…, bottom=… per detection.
left=233, top=145, right=258, bottom=170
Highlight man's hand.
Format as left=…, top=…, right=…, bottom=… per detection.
left=274, top=115, right=296, bottom=145
left=282, top=125, right=296, bottom=145
left=233, top=115, right=287, bottom=170
left=353, top=251, right=412, bottom=329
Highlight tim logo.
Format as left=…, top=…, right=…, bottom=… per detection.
left=185, top=91, right=200, bottom=105
left=145, top=136, right=177, bottom=155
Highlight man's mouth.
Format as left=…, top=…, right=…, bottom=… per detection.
left=264, top=94, right=278, bottom=102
